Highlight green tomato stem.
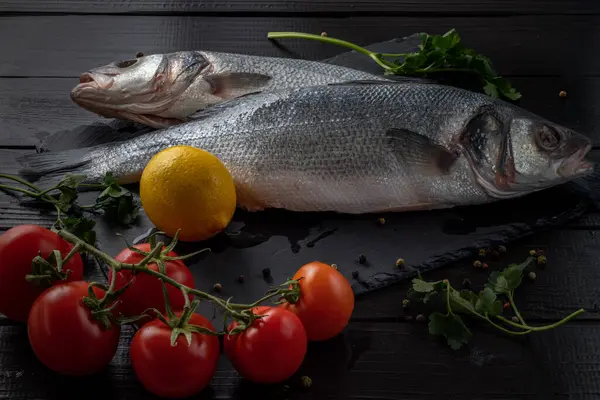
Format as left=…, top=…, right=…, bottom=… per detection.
left=229, top=291, right=282, bottom=310
left=56, top=229, right=298, bottom=320
left=61, top=243, right=82, bottom=267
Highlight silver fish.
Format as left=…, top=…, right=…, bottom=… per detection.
left=70, top=51, right=389, bottom=129
left=23, top=81, right=593, bottom=214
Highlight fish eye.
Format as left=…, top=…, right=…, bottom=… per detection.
left=536, top=125, right=561, bottom=151
left=115, top=59, right=138, bottom=68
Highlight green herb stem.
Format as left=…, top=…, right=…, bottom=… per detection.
left=0, top=173, right=43, bottom=192
left=485, top=316, right=532, bottom=336
left=507, top=291, right=526, bottom=325
left=414, top=67, right=480, bottom=74
left=444, top=280, right=453, bottom=315
left=495, top=308, right=585, bottom=332
left=0, top=184, right=42, bottom=198
left=267, top=32, right=397, bottom=70
left=267, top=29, right=521, bottom=101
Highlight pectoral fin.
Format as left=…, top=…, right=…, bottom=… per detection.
left=386, top=128, right=457, bottom=176
left=205, top=72, right=272, bottom=100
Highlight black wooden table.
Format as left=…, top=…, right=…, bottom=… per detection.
left=2, top=1, right=600, bottom=399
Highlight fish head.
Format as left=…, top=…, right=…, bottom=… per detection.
left=71, top=51, right=209, bottom=127
left=461, top=108, right=594, bottom=199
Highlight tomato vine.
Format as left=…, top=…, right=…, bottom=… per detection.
left=45, top=229, right=302, bottom=335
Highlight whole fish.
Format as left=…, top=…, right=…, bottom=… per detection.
left=23, top=81, right=593, bottom=214
left=71, top=51, right=390, bottom=129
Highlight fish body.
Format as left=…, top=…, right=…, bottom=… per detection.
left=25, top=81, right=593, bottom=214
left=71, top=50, right=390, bottom=129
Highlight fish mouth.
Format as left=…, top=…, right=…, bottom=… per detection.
left=558, top=143, right=595, bottom=177
left=71, top=72, right=115, bottom=97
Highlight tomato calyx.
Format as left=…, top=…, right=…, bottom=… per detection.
left=260, top=278, right=303, bottom=306
left=81, top=282, right=120, bottom=330
left=153, top=285, right=221, bottom=347
left=278, top=278, right=302, bottom=305
left=25, top=247, right=80, bottom=288
left=226, top=306, right=267, bottom=336
left=122, top=230, right=210, bottom=269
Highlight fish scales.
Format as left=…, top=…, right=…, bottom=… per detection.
left=72, top=50, right=391, bottom=128
left=21, top=82, right=594, bottom=214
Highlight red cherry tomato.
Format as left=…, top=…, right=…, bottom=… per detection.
left=109, top=243, right=194, bottom=320
left=224, top=306, right=307, bottom=383
left=27, top=281, right=121, bottom=376
left=0, top=225, right=84, bottom=322
left=282, top=261, right=354, bottom=341
left=130, top=313, right=220, bottom=398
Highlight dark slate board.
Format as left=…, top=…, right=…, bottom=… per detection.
left=25, top=35, right=600, bottom=318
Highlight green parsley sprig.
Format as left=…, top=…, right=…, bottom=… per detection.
left=0, top=172, right=140, bottom=245
left=267, top=29, right=521, bottom=101
left=408, top=256, right=583, bottom=350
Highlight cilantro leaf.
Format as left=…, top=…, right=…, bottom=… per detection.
left=483, top=80, right=499, bottom=98
left=475, top=287, right=503, bottom=316
left=56, top=186, right=78, bottom=212
left=423, top=291, right=439, bottom=304
left=270, top=30, right=521, bottom=101
left=412, top=279, right=436, bottom=293
left=431, top=28, right=461, bottom=51
left=391, top=29, right=520, bottom=101
left=95, top=172, right=140, bottom=225
left=56, top=174, right=87, bottom=189
left=61, top=216, right=97, bottom=246
left=486, top=258, right=533, bottom=295
left=450, top=290, right=478, bottom=315
left=429, top=312, right=472, bottom=350
left=53, top=174, right=87, bottom=212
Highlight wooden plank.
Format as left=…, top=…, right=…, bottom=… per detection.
left=568, top=213, right=600, bottom=228
left=1, top=0, right=598, bottom=15
left=0, top=15, right=596, bottom=78
left=0, top=320, right=598, bottom=398
left=354, top=229, right=600, bottom=321
left=1, top=75, right=599, bottom=148
left=0, top=78, right=94, bottom=148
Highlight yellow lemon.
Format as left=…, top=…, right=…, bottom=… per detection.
left=139, top=145, right=236, bottom=242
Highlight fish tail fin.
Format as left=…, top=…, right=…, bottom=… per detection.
left=17, top=148, right=94, bottom=189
